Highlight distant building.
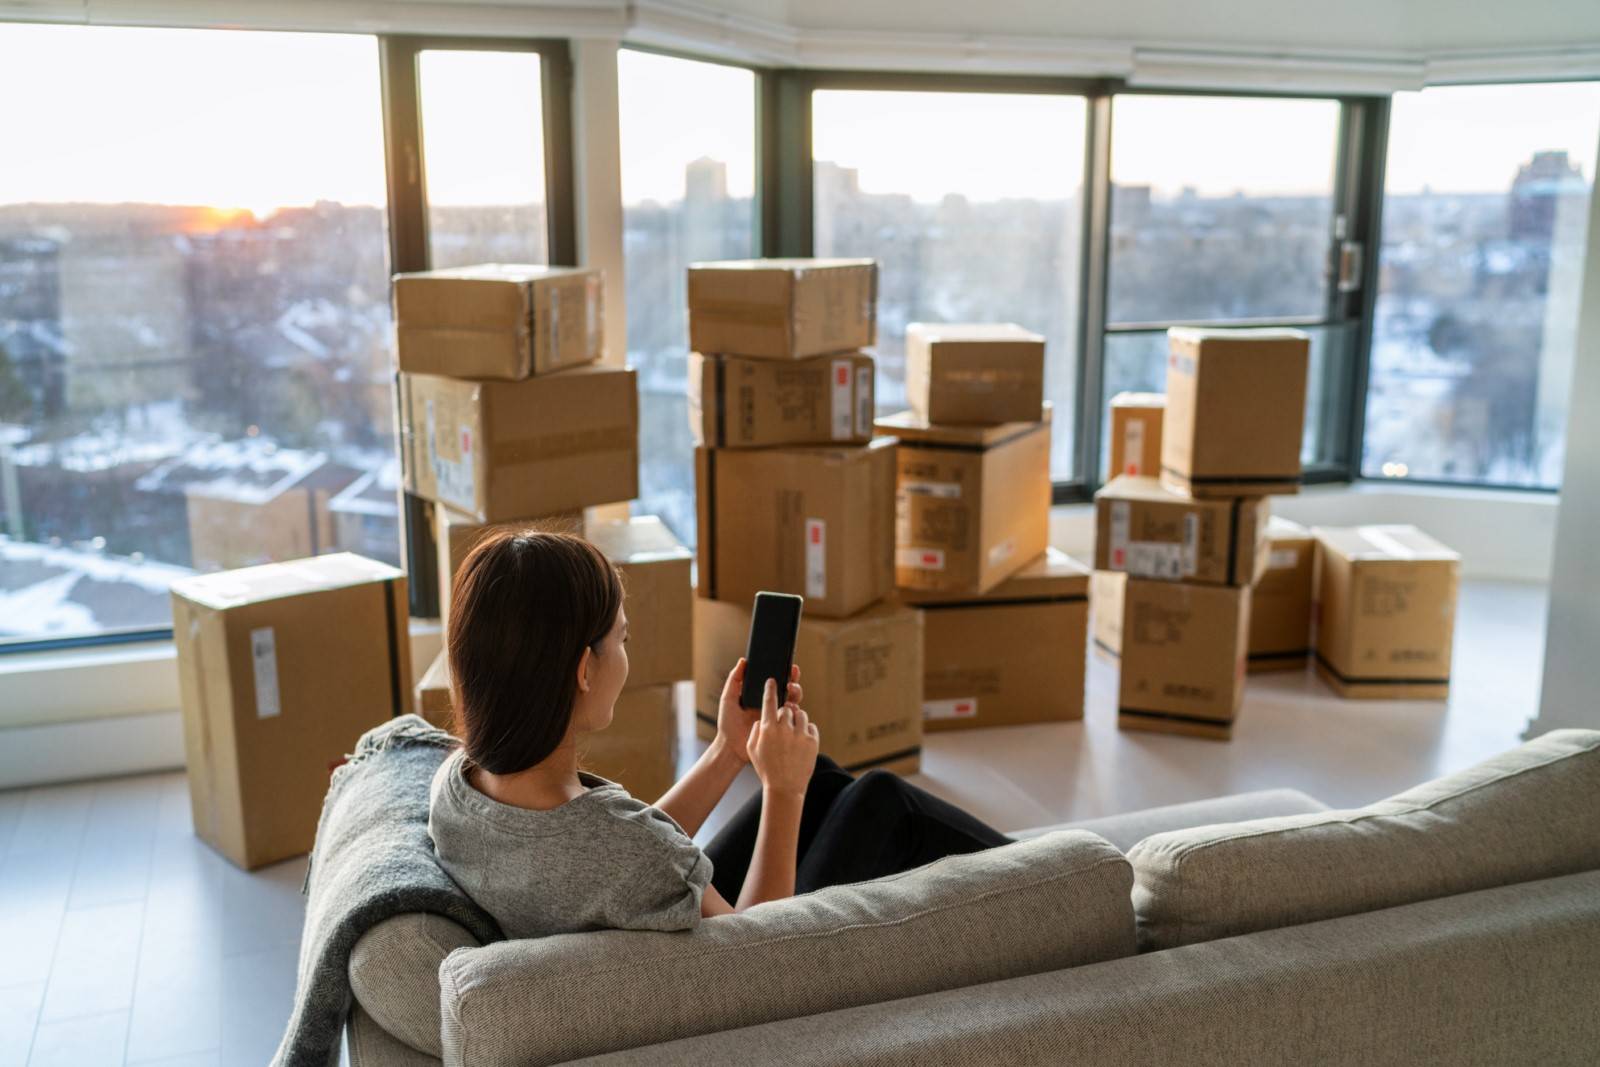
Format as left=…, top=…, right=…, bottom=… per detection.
left=1510, top=150, right=1587, bottom=242
left=685, top=156, right=729, bottom=203
left=0, top=236, right=67, bottom=418
left=0, top=533, right=192, bottom=638
left=327, top=459, right=401, bottom=567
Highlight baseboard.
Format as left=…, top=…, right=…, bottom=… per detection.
left=0, top=709, right=185, bottom=790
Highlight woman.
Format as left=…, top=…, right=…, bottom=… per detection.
left=428, top=528, right=1009, bottom=938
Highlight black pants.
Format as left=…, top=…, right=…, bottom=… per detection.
left=704, top=755, right=1011, bottom=900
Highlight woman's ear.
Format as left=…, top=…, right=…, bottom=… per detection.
left=575, top=646, right=593, bottom=694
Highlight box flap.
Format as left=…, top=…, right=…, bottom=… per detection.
left=1314, top=524, right=1460, bottom=563
left=1267, top=515, right=1313, bottom=541
left=1110, top=391, right=1166, bottom=409
left=875, top=403, right=1051, bottom=447
left=687, top=257, right=875, bottom=273
left=907, top=322, right=1044, bottom=345
left=171, top=552, right=403, bottom=611
left=587, top=515, right=692, bottom=565
left=903, top=546, right=1088, bottom=605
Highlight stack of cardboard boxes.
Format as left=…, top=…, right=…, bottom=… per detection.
left=884, top=323, right=1078, bottom=733
left=1092, top=327, right=1310, bottom=740
left=687, top=259, right=926, bottom=775
left=394, top=264, right=693, bottom=798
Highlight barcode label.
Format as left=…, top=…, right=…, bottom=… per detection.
left=805, top=518, right=826, bottom=598
left=1109, top=500, right=1130, bottom=568
left=923, top=697, right=978, bottom=721
left=903, top=480, right=962, bottom=499
left=1182, top=512, right=1198, bottom=576
left=1127, top=542, right=1185, bottom=579
left=250, top=627, right=281, bottom=719
left=1269, top=547, right=1300, bottom=570
left=830, top=359, right=852, bottom=439
left=1124, top=418, right=1145, bottom=475
left=897, top=547, right=946, bottom=571
left=855, top=365, right=874, bottom=438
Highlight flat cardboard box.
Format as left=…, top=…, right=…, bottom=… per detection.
left=398, top=365, right=638, bottom=523
left=908, top=548, right=1089, bottom=731
left=1313, top=525, right=1460, bottom=699
left=688, top=351, right=875, bottom=448
left=581, top=684, right=679, bottom=803
left=693, top=597, right=923, bottom=774
left=687, top=258, right=877, bottom=359
left=586, top=516, right=694, bottom=689
left=1249, top=515, right=1316, bottom=673
left=433, top=503, right=583, bottom=625
left=1107, top=392, right=1165, bottom=479
left=1117, top=578, right=1250, bottom=741
left=876, top=409, right=1052, bottom=596
left=170, top=553, right=412, bottom=869
left=393, top=264, right=603, bottom=380
left=1091, top=569, right=1127, bottom=659
left=695, top=439, right=896, bottom=620
left=905, top=323, right=1045, bottom=426
left=1161, top=327, right=1309, bottom=498
left=1093, top=475, right=1269, bottom=587
left=415, top=648, right=455, bottom=733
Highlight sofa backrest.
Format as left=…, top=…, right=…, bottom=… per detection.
left=439, top=830, right=1134, bottom=1067
left=350, top=912, right=480, bottom=1060
left=1128, top=728, right=1600, bottom=950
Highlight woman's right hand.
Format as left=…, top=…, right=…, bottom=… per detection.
left=747, top=678, right=819, bottom=798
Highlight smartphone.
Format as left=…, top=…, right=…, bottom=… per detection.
left=739, top=592, right=804, bottom=710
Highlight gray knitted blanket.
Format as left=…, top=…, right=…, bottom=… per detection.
left=271, top=715, right=503, bottom=1067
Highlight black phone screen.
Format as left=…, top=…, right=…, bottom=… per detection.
left=739, top=592, right=803, bottom=710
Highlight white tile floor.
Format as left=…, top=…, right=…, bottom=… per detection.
left=0, top=579, right=1548, bottom=1065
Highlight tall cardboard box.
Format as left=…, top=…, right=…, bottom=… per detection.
left=586, top=516, right=694, bottom=688
left=688, top=351, right=875, bottom=448
left=433, top=503, right=583, bottom=625
left=1091, top=569, right=1126, bottom=659
left=415, top=648, right=455, bottom=733
left=904, top=548, right=1089, bottom=731
left=1117, top=578, right=1250, bottom=741
left=695, top=440, right=895, bottom=620
left=1093, top=475, right=1269, bottom=587
left=1249, top=516, right=1316, bottom=673
left=876, top=409, right=1051, bottom=596
left=393, top=264, right=603, bottom=379
left=581, top=684, right=679, bottom=803
left=1161, top=327, right=1309, bottom=498
left=398, top=365, right=638, bottom=523
left=1313, top=525, right=1460, bottom=699
left=1107, top=392, right=1165, bottom=479
left=170, top=553, right=412, bottom=869
left=694, top=597, right=923, bottom=774
left=687, top=258, right=877, bottom=360
left=905, top=323, right=1045, bottom=426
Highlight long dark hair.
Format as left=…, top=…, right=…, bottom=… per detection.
left=448, top=529, right=624, bottom=775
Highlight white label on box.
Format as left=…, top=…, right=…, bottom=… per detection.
left=855, top=365, right=874, bottom=439
left=1124, top=418, right=1145, bottom=475
left=548, top=286, right=561, bottom=361
left=903, top=479, right=962, bottom=499
left=898, top=547, right=946, bottom=571
left=1269, top=547, right=1301, bottom=570
left=1127, top=542, right=1184, bottom=579
left=426, top=399, right=476, bottom=513
left=830, top=359, right=853, bottom=439
left=1109, top=500, right=1130, bottom=569
left=805, top=518, right=826, bottom=598
left=987, top=538, right=1016, bottom=568
left=1181, top=513, right=1198, bottom=576
left=250, top=626, right=281, bottom=719
left=924, top=697, right=978, bottom=721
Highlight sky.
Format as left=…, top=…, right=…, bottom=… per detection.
left=0, top=22, right=1597, bottom=212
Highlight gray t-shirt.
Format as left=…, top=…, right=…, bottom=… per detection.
left=428, top=748, right=713, bottom=940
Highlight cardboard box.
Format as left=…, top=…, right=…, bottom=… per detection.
left=693, top=597, right=923, bottom=774
left=398, top=365, right=638, bottom=523
left=586, top=516, right=694, bottom=688
left=1093, top=475, right=1269, bottom=587
left=415, top=648, right=455, bottom=733
left=1313, top=525, right=1460, bottom=699
left=581, top=684, right=679, bottom=803
left=1117, top=578, right=1250, bottom=741
left=1161, top=327, right=1309, bottom=498
left=1107, top=392, right=1165, bottom=479
left=905, top=323, right=1045, bottom=425
left=1091, top=569, right=1126, bottom=659
left=688, top=351, right=875, bottom=448
left=170, top=553, right=411, bottom=869
left=1249, top=516, right=1316, bottom=673
left=906, top=548, right=1088, bottom=731
left=393, top=264, right=603, bottom=380
left=687, top=258, right=877, bottom=359
left=695, top=439, right=895, bottom=620
left=876, top=409, right=1051, bottom=596
left=433, top=503, right=583, bottom=625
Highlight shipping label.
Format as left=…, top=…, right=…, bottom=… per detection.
left=250, top=626, right=281, bottom=719
left=923, top=697, right=978, bottom=721
left=805, top=518, right=827, bottom=599
left=830, top=359, right=853, bottom=439
left=897, top=547, right=946, bottom=571
left=1269, top=547, right=1301, bottom=570
left=426, top=397, right=476, bottom=513
left=855, top=365, right=874, bottom=439
left=1124, top=417, right=1145, bottom=475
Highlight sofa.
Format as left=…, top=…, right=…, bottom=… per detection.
left=345, top=729, right=1600, bottom=1066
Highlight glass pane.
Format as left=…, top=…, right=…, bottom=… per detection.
left=1364, top=82, right=1600, bottom=488
left=1108, top=94, right=1340, bottom=324
left=619, top=50, right=756, bottom=546
left=812, top=89, right=1087, bottom=480
left=0, top=25, right=394, bottom=645
left=1101, top=325, right=1348, bottom=473
left=419, top=49, right=547, bottom=268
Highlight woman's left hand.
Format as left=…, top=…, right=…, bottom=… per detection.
left=717, top=659, right=802, bottom=764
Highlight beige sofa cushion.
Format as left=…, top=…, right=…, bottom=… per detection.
left=350, top=912, right=479, bottom=1058
left=439, top=830, right=1133, bottom=1067
left=1129, top=728, right=1600, bottom=950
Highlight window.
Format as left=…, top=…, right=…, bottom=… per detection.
left=417, top=48, right=548, bottom=268
left=811, top=89, right=1088, bottom=479
left=0, top=24, right=394, bottom=646
left=619, top=49, right=757, bottom=545
left=1364, top=81, right=1600, bottom=488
